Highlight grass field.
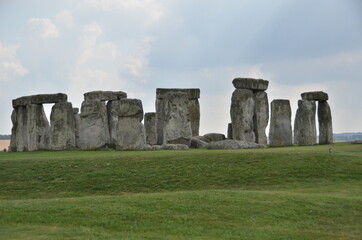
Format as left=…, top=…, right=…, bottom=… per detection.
left=0, top=143, right=361, bottom=239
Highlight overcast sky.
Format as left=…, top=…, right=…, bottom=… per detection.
left=1, top=0, right=361, bottom=135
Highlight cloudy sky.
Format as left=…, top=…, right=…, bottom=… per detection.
left=1, top=0, right=361, bottom=135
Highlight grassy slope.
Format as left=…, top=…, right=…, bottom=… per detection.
left=0, top=143, right=361, bottom=239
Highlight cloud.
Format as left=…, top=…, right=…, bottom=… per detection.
left=0, top=41, right=28, bottom=82
left=55, top=10, right=74, bottom=27
left=27, top=18, right=60, bottom=39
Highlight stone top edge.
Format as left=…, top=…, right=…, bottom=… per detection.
left=156, top=88, right=200, bottom=99
left=271, top=99, right=290, bottom=102
left=12, top=93, right=68, bottom=107
left=301, top=91, right=328, bottom=101
left=232, top=78, right=269, bottom=91
left=84, top=90, right=127, bottom=101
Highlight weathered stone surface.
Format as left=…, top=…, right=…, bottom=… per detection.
left=11, top=106, right=28, bottom=152
left=50, top=102, right=76, bottom=150
left=253, top=91, right=269, bottom=144
left=162, top=144, right=189, bottom=150
left=144, top=112, right=157, bottom=145
left=84, top=91, right=127, bottom=101
left=116, top=117, right=147, bottom=150
left=207, top=140, right=266, bottom=149
left=12, top=93, right=67, bottom=107
left=26, top=104, right=50, bottom=151
left=230, top=89, right=255, bottom=142
left=268, top=100, right=292, bottom=147
left=301, top=91, right=328, bottom=101
left=162, top=92, right=193, bottom=145
left=151, top=145, right=163, bottom=150
left=189, top=99, right=200, bottom=136
left=73, top=108, right=79, bottom=114
left=156, top=88, right=200, bottom=99
left=78, top=100, right=110, bottom=150
left=9, top=109, right=18, bottom=152
left=117, top=99, right=143, bottom=121
left=227, top=123, right=233, bottom=139
left=74, top=112, right=80, bottom=148
left=189, top=137, right=208, bottom=149
left=232, top=78, right=269, bottom=91
left=318, top=101, right=333, bottom=144
left=203, top=133, right=226, bottom=142
left=106, top=100, right=120, bottom=145
left=294, top=100, right=317, bottom=145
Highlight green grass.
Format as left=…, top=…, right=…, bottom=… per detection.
left=0, top=143, right=361, bottom=239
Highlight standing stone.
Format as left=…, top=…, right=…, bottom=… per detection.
left=145, top=112, right=157, bottom=145
left=163, top=92, right=192, bottom=145
left=269, top=100, right=292, bottom=147
left=26, top=104, right=50, bottom=151
left=78, top=100, right=110, bottom=150
left=253, top=91, right=269, bottom=144
left=73, top=108, right=80, bottom=148
left=188, top=99, right=200, bottom=136
left=318, top=101, right=333, bottom=144
left=294, top=100, right=317, bottom=145
left=227, top=123, right=233, bottom=139
left=50, top=102, right=76, bottom=150
left=13, top=106, right=28, bottom=152
left=230, top=89, right=255, bottom=142
left=9, top=109, right=18, bottom=152
left=107, top=100, right=121, bottom=146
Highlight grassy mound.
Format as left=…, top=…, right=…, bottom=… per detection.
left=0, top=143, right=361, bottom=239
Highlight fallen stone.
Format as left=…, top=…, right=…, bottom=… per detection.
left=232, top=78, right=269, bottom=91
left=230, top=89, right=255, bottom=142
left=203, top=133, right=226, bottom=142
left=162, top=144, right=189, bottom=150
left=207, top=140, right=266, bottom=149
left=144, top=112, right=157, bottom=145
left=253, top=91, right=269, bottom=144
left=318, top=101, right=333, bottom=144
left=84, top=91, right=127, bottom=101
left=189, top=137, right=208, bottom=149
left=301, top=91, right=328, bottom=101
left=294, top=100, right=317, bottom=145
left=12, top=93, right=67, bottom=107
left=151, top=145, right=163, bottom=150
left=268, top=99, right=293, bottom=147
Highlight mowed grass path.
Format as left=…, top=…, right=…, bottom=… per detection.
left=0, top=143, right=361, bottom=239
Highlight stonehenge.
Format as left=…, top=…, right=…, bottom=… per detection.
left=9, top=81, right=333, bottom=152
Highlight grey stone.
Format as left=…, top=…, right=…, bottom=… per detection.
left=26, top=104, right=50, bottom=151
left=189, top=137, right=208, bottom=149
left=145, top=112, right=157, bottom=145
left=106, top=100, right=120, bottom=146
left=203, top=133, right=226, bottom=142
left=294, top=100, right=317, bottom=145
left=12, top=93, right=67, bottom=107
left=232, top=78, right=269, bottom=91
left=162, top=92, right=193, bottom=145
left=253, top=91, right=269, bottom=144
left=117, top=99, right=143, bottom=121
left=50, top=102, right=76, bottom=150
left=9, top=109, right=18, bottom=152
left=230, top=89, right=255, bottom=142
left=189, top=99, right=200, bottom=136
left=84, top=91, right=127, bottom=101
left=116, top=117, right=147, bottom=150
left=73, top=108, right=79, bottom=114
left=78, top=100, right=110, bottom=150
left=227, top=123, right=233, bottom=139
left=268, top=100, right=292, bottom=147
left=156, top=88, right=200, bottom=99
left=301, top=91, right=328, bottom=101
left=162, top=144, right=189, bottom=150
left=318, top=101, right=333, bottom=144
left=74, top=112, right=80, bottom=148
left=151, top=145, right=164, bottom=150
left=207, top=140, right=266, bottom=149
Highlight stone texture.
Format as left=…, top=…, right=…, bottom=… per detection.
left=156, top=88, right=200, bottom=99
left=162, top=92, right=193, bottom=145
left=253, top=91, right=269, bottom=144
left=162, top=144, right=189, bottom=150
left=207, top=140, right=266, bottom=149
left=13, top=93, right=67, bottom=107
left=227, top=123, right=233, bottom=139
left=50, top=102, right=76, bottom=150
left=294, top=100, right=317, bottom=145
left=9, top=107, right=26, bottom=152
left=73, top=108, right=79, bottom=114
left=301, top=91, right=328, bottom=101
left=189, top=99, right=200, bottom=136
left=74, top=112, right=80, bottom=148
left=116, top=117, right=147, bottom=150
left=106, top=100, right=120, bottom=146
left=203, top=133, right=226, bottom=142
left=318, top=101, right=333, bottom=144
left=189, top=137, right=208, bottom=149
left=84, top=91, right=127, bottom=101
left=144, top=112, right=157, bottom=145
left=230, top=89, right=255, bottom=142
left=117, top=99, right=143, bottom=121
left=78, top=100, right=110, bottom=150
left=232, top=78, right=269, bottom=91
left=26, top=104, right=50, bottom=151
left=268, top=100, right=292, bottom=147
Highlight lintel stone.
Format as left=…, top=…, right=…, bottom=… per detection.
left=232, top=78, right=269, bottom=91
left=12, top=93, right=67, bottom=107
left=156, top=88, right=200, bottom=99
left=84, top=91, right=127, bottom=101
left=301, top=91, right=328, bottom=101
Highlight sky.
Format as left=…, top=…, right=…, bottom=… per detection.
left=0, top=0, right=361, bottom=135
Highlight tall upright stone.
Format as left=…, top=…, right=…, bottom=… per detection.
left=269, top=100, right=292, bottom=147
left=73, top=108, right=80, bottom=148
left=26, top=104, right=50, bottom=151
left=318, top=101, right=333, bottom=144
left=50, top=102, right=76, bottom=150
left=294, top=100, right=317, bottom=145
left=230, top=89, right=255, bottom=142
left=253, top=91, right=269, bottom=144
left=10, top=106, right=28, bottom=152
left=145, top=112, right=157, bottom=145
left=163, top=92, right=192, bottom=145
left=227, top=123, right=233, bottom=139
left=78, top=100, right=110, bottom=150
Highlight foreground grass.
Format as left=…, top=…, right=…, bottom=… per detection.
left=0, top=143, right=361, bottom=239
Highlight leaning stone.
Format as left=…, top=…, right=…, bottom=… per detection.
left=227, top=123, right=233, bottom=139
left=144, top=112, right=157, bottom=145
left=50, top=102, right=76, bottom=150
left=301, top=91, right=328, bottom=101
left=318, top=101, right=333, bottom=144
left=26, top=104, right=51, bottom=151
left=230, top=89, right=255, bottom=142
left=78, top=100, right=110, bottom=150
left=268, top=100, right=293, bottom=147
left=232, top=78, right=269, bottom=91
left=207, top=140, right=266, bottom=149
left=253, top=91, right=269, bottom=144
left=189, top=137, right=209, bottom=149
left=162, top=144, right=189, bottom=150
left=84, top=91, right=127, bottom=101
left=12, top=93, right=67, bottom=107
left=116, top=117, right=147, bottom=150
left=203, top=133, right=226, bottom=142
left=294, top=100, right=317, bottom=145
